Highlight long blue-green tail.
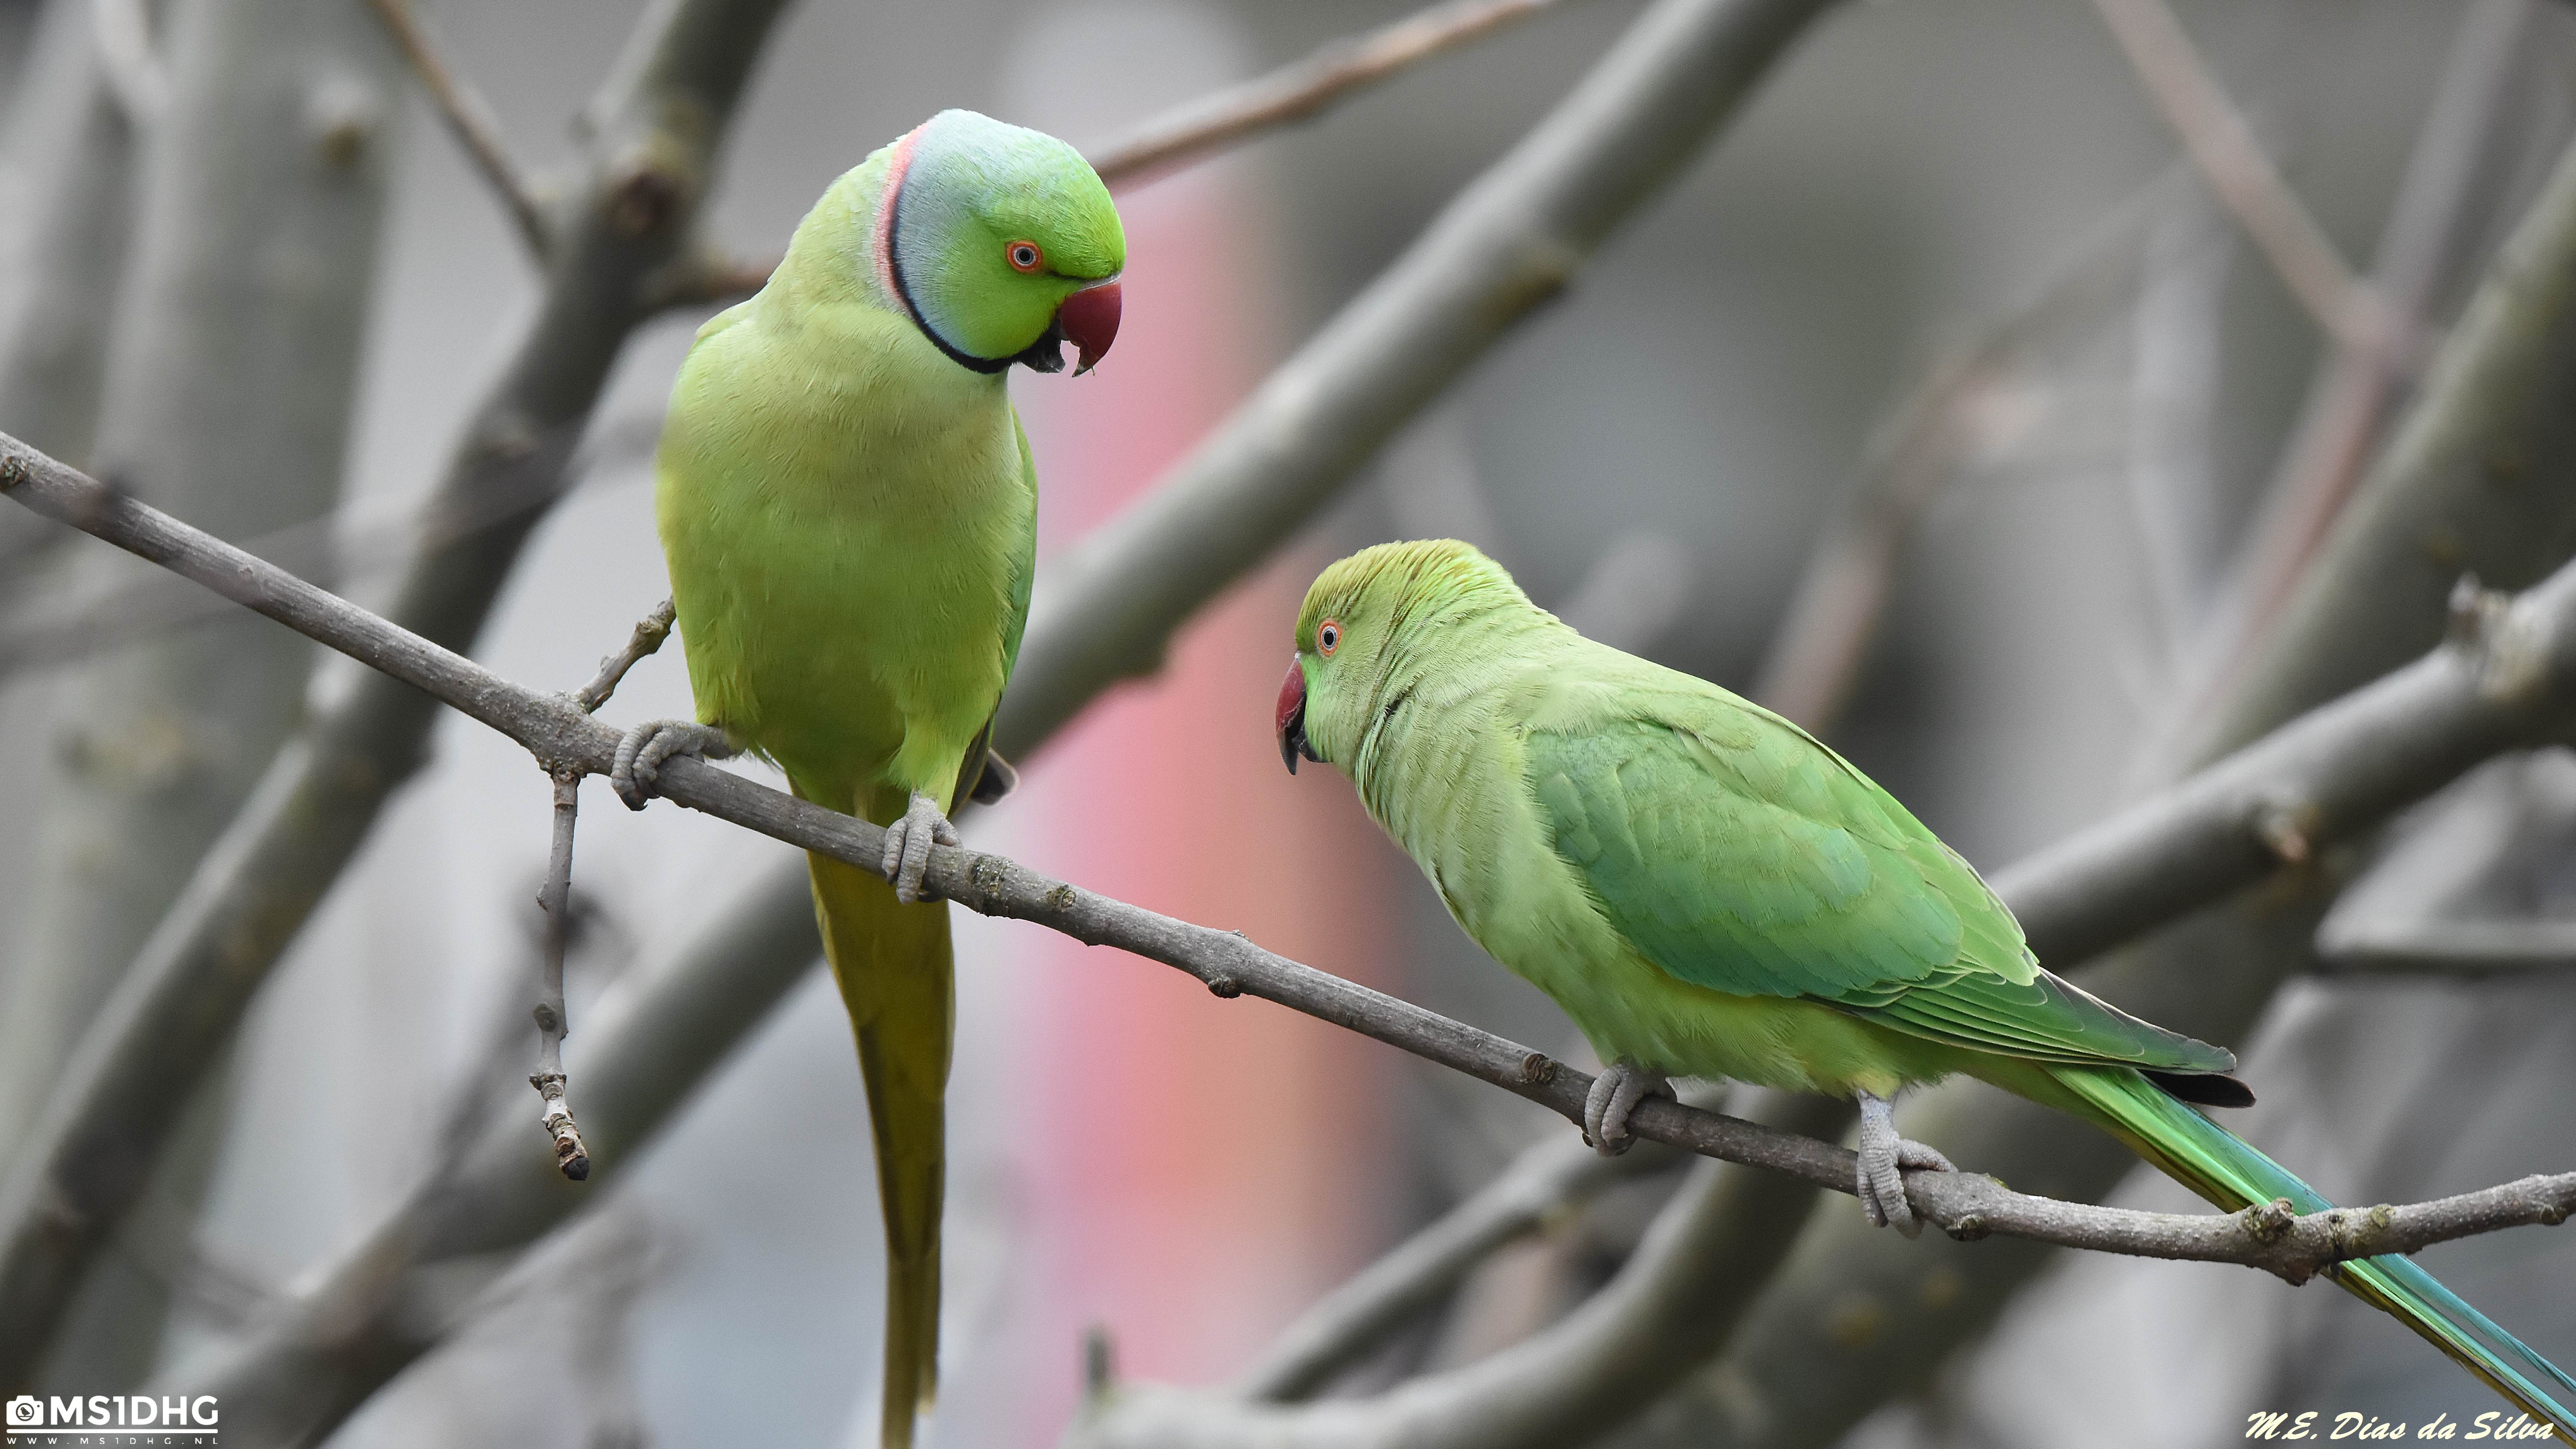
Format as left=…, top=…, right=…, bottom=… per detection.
left=2053, top=1065, right=2576, bottom=1433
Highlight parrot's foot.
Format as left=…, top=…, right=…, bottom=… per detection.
left=882, top=790, right=960, bottom=905
left=1856, top=1090, right=1955, bottom=1237
left=1583, top=1061, right=1674, bottom=1157
left=609, top=719, right=735, bottom=810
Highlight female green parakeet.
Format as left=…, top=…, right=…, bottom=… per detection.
left=1276, top=538, right=2574, bottom=1431
left=611, top=109, right=1124, bottom=1449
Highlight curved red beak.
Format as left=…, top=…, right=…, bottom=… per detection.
left=1056, top=280, right=1121, bottom=375
left=1275, top=657, right=1314, bottom=775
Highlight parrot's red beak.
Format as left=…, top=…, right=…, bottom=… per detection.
left=1276, top=657, right=1316, bottom=775
left=1057, top=280, right=1121, bottom=375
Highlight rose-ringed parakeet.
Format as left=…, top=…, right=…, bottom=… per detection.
left=1274, top=538, right=2574, bottom=1430
left=610, top=109, right=1124, bottom=1448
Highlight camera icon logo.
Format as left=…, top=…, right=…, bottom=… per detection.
left=5, top=1395, right=40, bottom=1426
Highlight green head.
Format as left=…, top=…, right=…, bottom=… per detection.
left=1275, top=539, right=1534, bottom=774
left=875, top=109, right=1127, bottom=374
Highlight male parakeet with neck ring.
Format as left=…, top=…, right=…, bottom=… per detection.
left=1274, top=538, right=2575, bottom=1431
left=609, top=109, right=1124, bottom=1449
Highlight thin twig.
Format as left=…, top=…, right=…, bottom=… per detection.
left=9, top=440, right=2576, bottom=1286
left=2088, top=0, right=2392, bottom=357
left=530, top=769, right=589, bottom=1181
left=570, top=598, right=674, bottom=713
left=365, top=0, right=553, bottom=258
left=656, top=0, right=1587, bottom=307
left=1089, top=0, right=1566, bottom=183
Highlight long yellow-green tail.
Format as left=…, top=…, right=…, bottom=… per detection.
left=2051, top=1065, right=2575, bottom=1433
left=810, top=849, right=952, bottom=1449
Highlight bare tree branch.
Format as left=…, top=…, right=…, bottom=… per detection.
left=0, top=0, right=795, bottom=1388
left=1086, top=0, right=1569, bottom=184
left=2315, top=920, right=2576, bottom=975
left=1237, top=1134, right=1683, bottom=1403
left=10, top=431, right=2576, bottom=1407
left=567, top=597, right=673, bottom=714
left=2148, top=0, right=2537, bottom=775
left=2087, top=0, right=2391, bottom=357
left=365, top=0, right=551, bottom=258
left=527, top=769, right=589, bottom=1181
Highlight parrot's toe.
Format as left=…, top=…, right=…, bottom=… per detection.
left=1583, top=1061, right=1674, bottom=1157
left=1855, top=1090, right=1953, bottom=1236
left=610, top=719, right=735, bottom=810
left=883, top=791, right=960, bottom=904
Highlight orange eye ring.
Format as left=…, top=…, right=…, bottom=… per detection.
left=1317, top=619, right=1341, bottom=656
left=1005, top=240, right=1045, bottom=273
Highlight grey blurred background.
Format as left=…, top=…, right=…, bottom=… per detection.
left=2, top=0, right=2572, bottom=1445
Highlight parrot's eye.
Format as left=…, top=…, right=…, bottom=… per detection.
left=1005, top=240, right=1045, bottom=273
left=1317, top=620, right=1340, bottom=655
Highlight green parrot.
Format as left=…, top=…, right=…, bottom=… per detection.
left=609, top=109, right=1124, bottom=1448
left=1274, top=538, right=2575, bottom=1430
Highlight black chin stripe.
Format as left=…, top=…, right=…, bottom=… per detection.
left=886, top=171, right=1026, bottom=377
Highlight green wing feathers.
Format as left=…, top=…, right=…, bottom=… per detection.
left=1525, top=693, right=2232, bottom=1076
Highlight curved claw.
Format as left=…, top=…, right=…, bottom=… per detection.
left=610, top=719, right=734, bottom=811
left=882, top=791, right=961, bottom=905
left=1583, top=1061, right=1674, bottom=1157
left=1856, top=1090, right=1954, bottom=1237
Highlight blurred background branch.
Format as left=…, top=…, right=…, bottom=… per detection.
left=363, top=0, right=551, bottom=258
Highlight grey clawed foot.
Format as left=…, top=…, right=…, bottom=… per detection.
left=610, top=719, right=735, bottom=811
left=1856, top=1089, right=1956, bottom=1237
left=882, top=790, right=961, bottom=905
left=1583, top=1061, right=1674, bottom=1157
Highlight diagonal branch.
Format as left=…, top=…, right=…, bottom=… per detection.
left=9, top=431, right=2576, bottom=1316
left=365, top=0, right=551, bottom=258
left=2088, top=0, right=2391, bottom=357
left=1086, top=0, right=1570, bottom=185
left=1236, top=1133, right=1683, bottom=1403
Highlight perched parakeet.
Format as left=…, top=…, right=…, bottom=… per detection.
left=611, top=110, right=1124, bottom=1448
left=1275, top=538, right=2574, bottom=1430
